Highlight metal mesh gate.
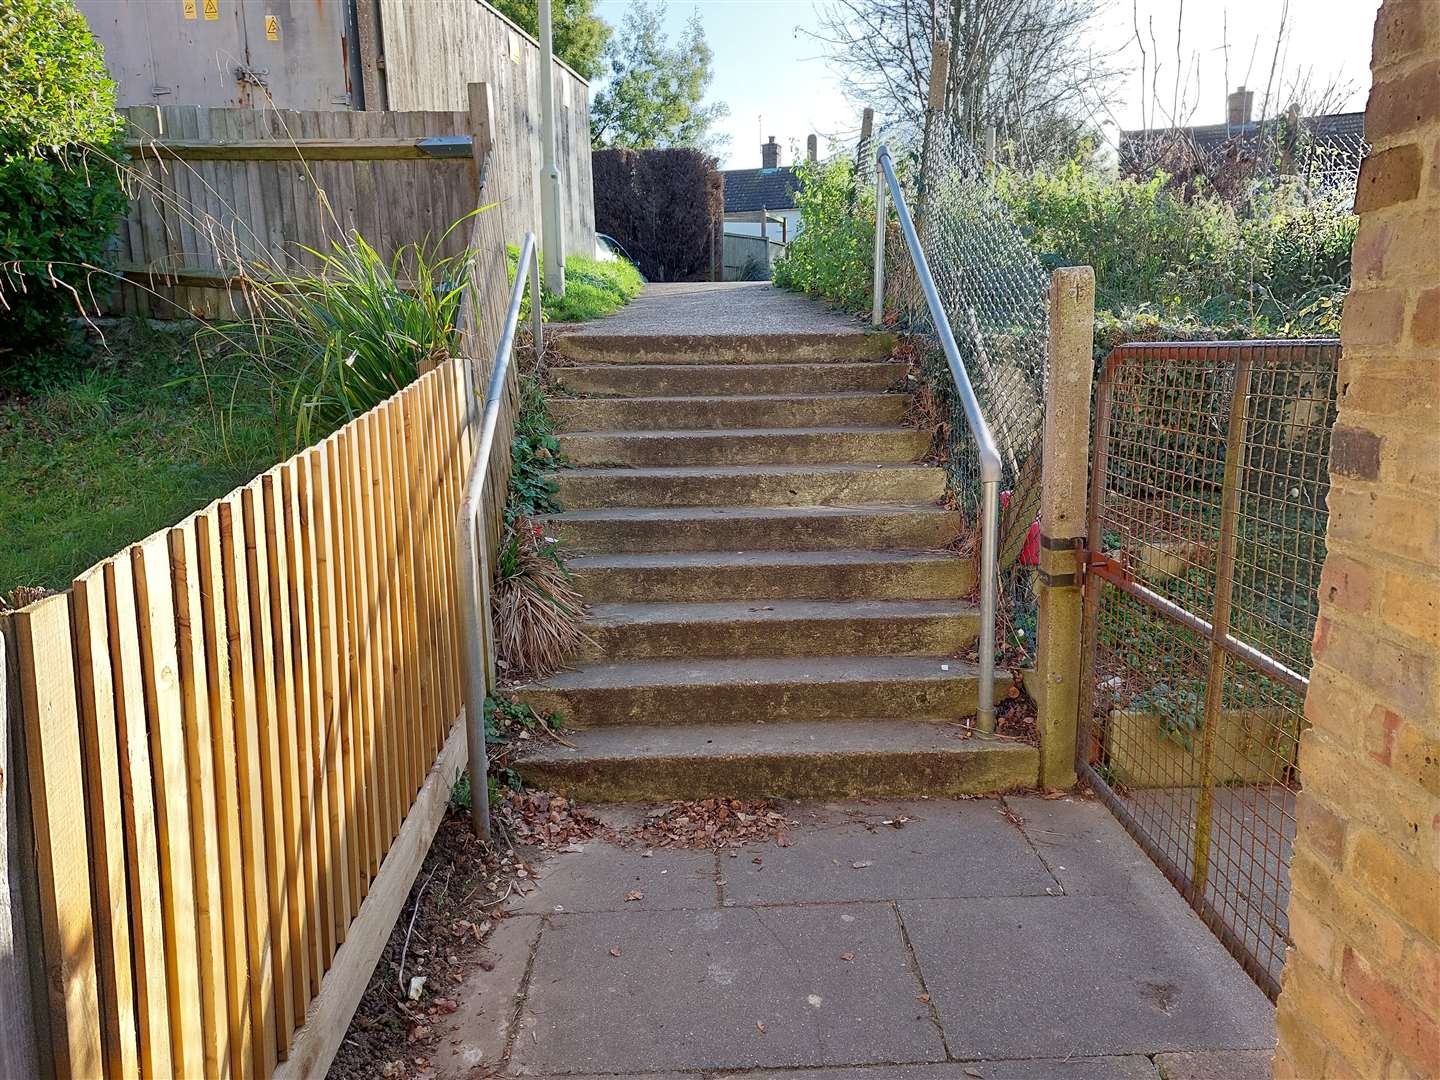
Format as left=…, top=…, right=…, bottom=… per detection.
left=1077, top=340, right=1339, bottom=998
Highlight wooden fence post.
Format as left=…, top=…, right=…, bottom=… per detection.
left=1034, top=265, right=1096, bottom=790
left=0, top=616, right=44, bottom=1079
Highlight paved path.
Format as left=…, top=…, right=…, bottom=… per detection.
left=564, top=282, right=865, bottom=337
left=433, top=795, right=1275, bottom=1079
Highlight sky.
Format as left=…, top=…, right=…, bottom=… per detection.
left=592, top=0, right=1383, bottom=170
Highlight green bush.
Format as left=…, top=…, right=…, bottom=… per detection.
left=206, top=230, right=472, bottom=449
left=0, top=0, right=127, bottom=386
left=508, top=246, right=644, bottom=323
left=995, top=151, right=1357, bottom=336
left=772, top=157, right=874, bottom=312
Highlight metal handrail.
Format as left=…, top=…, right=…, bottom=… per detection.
left=457, top=230, right=542, bottom=839
left=872, top=145, right=1001, bottom=732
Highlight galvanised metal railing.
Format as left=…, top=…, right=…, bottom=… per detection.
left=457, top=230, right=542, bottom=839
left=872, top=145, right=1002, bottom=732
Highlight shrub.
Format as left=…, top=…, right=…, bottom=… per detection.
left=772, top=157, right=875, bottom=312
left=592, top=147, right=722, bottom=281
left=0, top=0, right=127, bottom=386
left=995, top=151, right=1357, bottom=335
left=492, top=516, right=590, bottom=680
left=207, top=229, right=471, bottom=449
left=507, top=245, right=644, bottom=323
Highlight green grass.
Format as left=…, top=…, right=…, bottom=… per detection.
left=508, top=248, right=644, bottom=323
left=0, top=321, right=290, bottom=594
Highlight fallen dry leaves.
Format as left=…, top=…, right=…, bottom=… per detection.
left=618, top=798, right=797, bottom=850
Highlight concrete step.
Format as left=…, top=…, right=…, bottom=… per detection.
left=540, top=504, right=960, bottom=554
left=550, top=362, right=907, bottom=397
left=551, top=393, right=905, bottom=433
left=510, top=656, right=1011, bottom=728
left=557, top=332, right=895, bottom=365
left=559, top=426, right=930, bottom=467
left=579, top=599, right=980, bottom=661
left=552, top=463, right=945, bottom=509
left=516, top=720, right=1038, bottom=801
left=569, top=550, right=978, bottom=603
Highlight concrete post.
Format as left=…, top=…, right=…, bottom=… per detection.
left=1034, top=266, right=1096, bottom=790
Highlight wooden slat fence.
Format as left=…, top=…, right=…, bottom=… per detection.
left=1, top=77, right=523, bottom=1078
left=114, top=104, right=482, bottom=320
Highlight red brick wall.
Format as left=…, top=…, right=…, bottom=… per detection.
left=1273, top=3, right=1440, bottom=1077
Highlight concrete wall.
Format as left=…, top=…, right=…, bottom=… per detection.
left=1273, top=4, right=1440, bottom=1077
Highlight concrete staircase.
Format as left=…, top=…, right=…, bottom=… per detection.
left=514, top=333, right=1038, bottom=801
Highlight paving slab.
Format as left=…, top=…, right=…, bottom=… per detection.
left=1007, top=795, right=1164, bottom=896
left=722, top=799, right=1059, bottom=905
left=564, top=281, right=864, bottom=336
left=431, top=914, right=542, bottom=1078
left=511, top=846, right=717, bottom=914
left=510, top=903, right=945, bottom=1074
left=713, top=1058, right=1159, bottom=1079
left=1154, top=1048, right=1274, bottom=1080
left=898, top=895, right=1276, bottom=1060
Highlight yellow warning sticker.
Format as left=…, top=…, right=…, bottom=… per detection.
left=202, top=0, right=218, bottom=18
left=182, top=0, right=197, bottom=19
left=264, top=13, right=279, bottom=39
left=509, top=31, right=521, bottom=64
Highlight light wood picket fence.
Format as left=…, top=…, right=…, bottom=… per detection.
left=0, top=82, right=520, bottom=1080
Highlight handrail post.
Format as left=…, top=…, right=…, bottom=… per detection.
left=977, top=480, right=999, bottom=733
left=871, top=159, right=886, bottom=327
left=875, top=145, right=1003, bottom=734
left=458, top=232, right=540, bottom=841
left=530, top=251, right=543, bottom=360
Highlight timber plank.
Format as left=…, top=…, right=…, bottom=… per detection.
left=105, top=555, right=176, bottom=1078
left=196, top=507, right=257, bottom=1080
left=219, top=494, right=279, bottom=1077
left=69, top=569, right=140, bottom=1079
left=169, top=524, right=232, bottom=1078
left=241, top=483, right=297, bottom=1055
left=11, top=597, right=104, bottom=1080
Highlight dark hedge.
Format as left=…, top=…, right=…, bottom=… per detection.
left=591, top=147, right=722, bottom=282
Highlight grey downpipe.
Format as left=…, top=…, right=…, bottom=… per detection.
left=458, top=231, right=543, bottom=839
left=873, top=146, right=1003, bottom=733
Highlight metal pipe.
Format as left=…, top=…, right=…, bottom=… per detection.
left=876, top=149, right=1003, bottom=485
left=871, top=159, right=886, bottom=327
left=538, top=0, right=565, bottom=296
left=875, top=145, right=1003, bottom=727
left=977, top=479, right=999, bottom=732
left=457, top=231, right=539, bottom=840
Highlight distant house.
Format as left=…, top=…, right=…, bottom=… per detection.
left=1119, top=87, right=1366, bottom=184
left=722, top=137, right=806, bottom=242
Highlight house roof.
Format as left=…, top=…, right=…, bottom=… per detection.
left=1120, top=111, right=1365, bottom=151
left=722, top=166, right=802, bottom=213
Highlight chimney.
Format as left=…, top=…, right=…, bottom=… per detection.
left=1227, top=86, right=1254, bottom=127
left=762, top=135, right=779, bottom=169
left=806, top=134, right=817, bottom=162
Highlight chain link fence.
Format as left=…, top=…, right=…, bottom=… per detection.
left=869, top=117, right=1052, bottom=653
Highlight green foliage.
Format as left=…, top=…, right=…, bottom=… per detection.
left=508, top=246, right=644, bottom=323
left=506, top=375, right=563, bottom=524
left=771, top=157, right=875, bottom=312
left=592, top=147, right=722, bottom=281
left=994, top=152, right=1357, bottom=336
left=489, top=0, right=610, bottom=80
left=0, top=0, right=121, bottom=152
left=0, top=320, right=289, bottom=593
left=0, top=0, right=127, bottom=386
left=207, top=227, right=472, bottom=449
left=591, top=0, right=727, bottom=151
left=448, top=692, right=564, bottom=810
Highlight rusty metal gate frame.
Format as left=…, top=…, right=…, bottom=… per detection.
left=1074, top=339, right=1340, bottom=1000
